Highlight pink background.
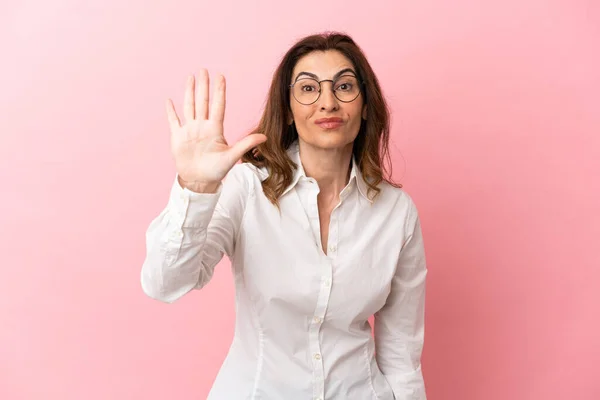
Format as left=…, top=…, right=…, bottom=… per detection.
left=1, top=1, right=599, bottom=399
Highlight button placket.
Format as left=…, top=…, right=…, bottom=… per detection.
left=309, top=259, right=333, bottom=400
left=327, top=210, right=339, bottom=258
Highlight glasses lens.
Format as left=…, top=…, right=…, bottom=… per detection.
left=292, top=78, right=320, bottom=105
left=333, top=75, right=360, bottom=102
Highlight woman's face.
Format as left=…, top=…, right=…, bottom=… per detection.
left=289, top=50, right=366, bottom=150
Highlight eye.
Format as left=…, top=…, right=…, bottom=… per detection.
left=334, top=76, right=357, bottom=92
left=301, top=84, right=317, bottom=92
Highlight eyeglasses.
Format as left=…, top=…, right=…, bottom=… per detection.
left=289, top=75, right=362, bottom=105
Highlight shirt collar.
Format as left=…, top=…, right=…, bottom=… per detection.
left=281, top=141, right=372, bottom=203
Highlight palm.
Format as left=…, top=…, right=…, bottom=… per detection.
left=166, top=69, right=266, bottom=185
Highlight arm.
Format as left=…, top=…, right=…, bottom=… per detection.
left=140, top=164, right=250, bottom=303
left=374, top=201, right=428, bottom=400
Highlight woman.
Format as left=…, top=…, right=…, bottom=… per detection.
left=141, top=32, right=428, bottom=400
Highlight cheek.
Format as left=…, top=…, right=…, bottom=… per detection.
left=290, top=103, right=312, bottom=124
left=346, top=104, right=364, bottom=126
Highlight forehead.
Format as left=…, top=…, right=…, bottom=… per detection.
left=292, top=50, right=355, bottom=78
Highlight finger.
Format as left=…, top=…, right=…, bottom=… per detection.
left=209, top=74, right=226, bottom=123
left=228, top=133, right=267, bottom=163
left=165, top=98, right=181, bottom=131
left=195, top=69, right=209, bottom=120
left=183, top=75, right=195, bottom=122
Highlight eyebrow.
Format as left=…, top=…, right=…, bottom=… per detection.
left=294, top=68, right=357, bottom=82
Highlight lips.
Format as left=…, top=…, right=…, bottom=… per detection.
left=315, top=117, right=344, bottom=129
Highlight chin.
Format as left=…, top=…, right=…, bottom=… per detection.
left=301, top=131, right=357, bottom=150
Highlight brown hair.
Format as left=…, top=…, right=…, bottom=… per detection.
left=241, top=31, right=401, bottom=205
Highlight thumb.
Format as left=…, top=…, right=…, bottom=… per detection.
left=228, top=133, right=268, bottom=162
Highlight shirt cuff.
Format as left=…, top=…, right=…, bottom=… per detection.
left=167, top=175, right=223, bottom=229
left=385, top=367, right=427, bottom=400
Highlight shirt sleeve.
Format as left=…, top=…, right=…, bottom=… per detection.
left=140, top=163, right=251, bottom=303
left=374, top=199, right=428, bottom=400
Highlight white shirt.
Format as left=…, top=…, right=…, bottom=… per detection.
left=141, top=141, right=428, bottom=400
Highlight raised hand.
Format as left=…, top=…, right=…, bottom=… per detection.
left=166, top=69, right=267, bottom=193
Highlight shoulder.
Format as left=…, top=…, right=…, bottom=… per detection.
left=376, top=181, right=421, bottom=227
left=231, top=162, right=268, bottom=179
left=225, top=162, right=268, bottom=190
left=377, top=181, right=417, bottom=210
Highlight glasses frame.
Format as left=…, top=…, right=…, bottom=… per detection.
left=289, top=75, right=364, bottom=105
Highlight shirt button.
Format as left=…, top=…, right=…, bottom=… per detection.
left=314, top=353, right=321, bottom=360
left=323, top=279, right=331, bottom=288
left=329, top=245, right=336, bottom=252
left=313, top=316, right=322, bottom=323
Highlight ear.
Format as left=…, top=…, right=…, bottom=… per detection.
left=362, top=105, right=367, bottom=120
left=288, top=113, right=294, bottom=125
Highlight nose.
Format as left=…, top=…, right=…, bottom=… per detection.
left=318, top=81, right=339, bottom=111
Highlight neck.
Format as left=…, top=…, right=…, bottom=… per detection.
left=298, top=139, right=353, bottom=198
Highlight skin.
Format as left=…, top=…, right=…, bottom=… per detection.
left=166, top=51, right=367, bottom=255
left=289, top=50, right=367, bottom=254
